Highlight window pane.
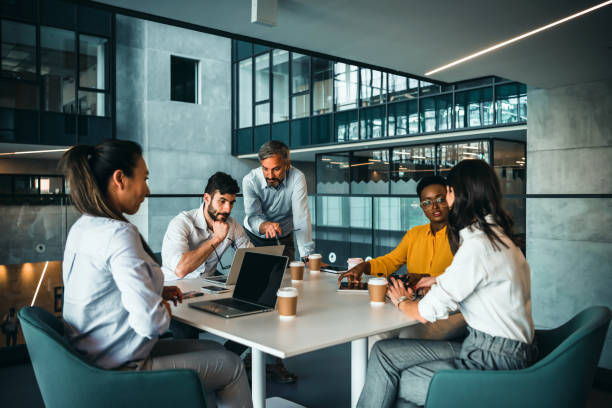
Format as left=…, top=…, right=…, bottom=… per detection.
left=290, top=117, right=309, bottom=147
left=1, top=20, right=36, bottom=81
left=317, top=154, right=349, bottom=194
left=436, top=94, right=452, bottom=131
left=420, top=95, right=451, bottom=132
left=291, top=53, right=309, bottom=93
left=388, top=101, right=418, bottom=136
left=391, top=146, right=435, bottom=194
left=255, top=53, right=269, bottom=102
left=420, top=80, right=440, bottom=96
left=388, top=75, right=417, bottom=102
left=334, top=62, right=358, bottom=111
left=0, top=80, right=38, bottom=110
left=493, top=140, right=525, bottom=194
left=420, top=97, right=435, bottom=132
left=255, top=102, right=269, bottom=125
left=351, top=150, right=389, bottom=194
left=78, top=90, right=106, bottom=116
left=79, top=35, right=108, bottom=90
left=238, top=58, right=252, bottom=128
left=312, top=57, right=333, bottom=115
left=253, top=124, right=269, bottom=151
left=437, top=141, right=490, bottom=175
left=495, top=83, right=520, bottom=124
left=170, top=56, right=197, bottom=103
left=360, top=105, right=385, bottom=139
left=335, top=109, right=358, bottom=142
left=292, top=94, right=309, bottom=119
left=41, top=26, right=76, bottom=113
left=360, top=69, right=385, bottom=106
left=312, top=114, right=332, bottom=144
left=271, top=49, right=289, bottom=122
left=519, top=84, right=527, bottom=122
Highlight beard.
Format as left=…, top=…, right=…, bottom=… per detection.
left=207, top=206, right=229, bottom=222
left=266, top=177, right=283, bottom=187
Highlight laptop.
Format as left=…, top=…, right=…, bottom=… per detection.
left=190, top=252, right=289, bottom=318
left=202, top=245, right=285, bottom=287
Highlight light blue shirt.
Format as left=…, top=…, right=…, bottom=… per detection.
left=62, top=215, right=170, bottom=369
left=242, top=166, right=314, bottom=257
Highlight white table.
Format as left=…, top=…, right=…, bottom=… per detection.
left=169, top=270, right=418, bottom=408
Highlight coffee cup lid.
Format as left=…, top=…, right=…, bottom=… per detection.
left=290, top=261, right=305, bottom=267
left=309, top=253, right=322, bottom=259
left=277, top=287, right=298, bottom=297
left=368, top=277, right=388, bottom=285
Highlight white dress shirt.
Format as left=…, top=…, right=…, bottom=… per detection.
left=62, top=215, right=170, bottom=369
left=161, top=204, right=252, bottom=280
left=418, top=216, right=535, bottom=344
left=242, top=166, right=314, bottom=257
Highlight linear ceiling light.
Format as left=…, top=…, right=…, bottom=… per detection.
left=0, top=148, right=68, bottom=156
left=425, top=0, right=612, bottom=76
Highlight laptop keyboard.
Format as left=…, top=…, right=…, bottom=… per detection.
left=215, top=298, right=263, bottom=312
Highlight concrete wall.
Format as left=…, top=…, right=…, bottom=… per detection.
left=527, top=79, right=612, bottom=368
left=115, top=15, right=258, bottom=251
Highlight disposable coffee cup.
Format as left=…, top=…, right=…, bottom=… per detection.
left=277, top=287, right=298, bottom=319
left=309, top=253, right=322, bottom=272
left=368, top=277, right=388, bottom=305
left=290, top=261, right=305, bottom=282
left=347, top=257, right=364, bottom=270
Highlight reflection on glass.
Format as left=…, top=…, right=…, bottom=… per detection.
left=312, top=57, right=333, bottom=115
left=78, top=91, right=106, bottom=116
left=390, top=145, right=435, bottom=194
left=388, top=101, right=418, bottom=136
left=1, top=20, right=36, bottom=81
left=388, top=75, right=418, bottom=102
left=0, top=81, right=38, bottom=110
left=255, top=53, right=269, bottom=102
left=360, top=105, right=385, bottom=139
left=437, top=141, right=490, bottom=175
left=291, top=53, right=309, bottom=93
left=496, top=83, right=526, bottom=124
left=455, top=88, right=493, bottom=128
left=519, top=84, right=527, bottom=122
left=360, top=69, right=385, bottom=106
left=420, top=95, right=451, bottom=132
left=238, top=58, right=252, bottom=128
left=79, top=35, right=107, bottom=90
left=351, top=150, right=389, bottom=194
left=317, top=154, right=349, bottom=194
left=255, top=103, right=269, bottom=125
left=493, top=140, right=525, bottom=194
left=41, top=26, right=76, bottom=113
left=335, top=109, right=358, bottom=142
left=272, top=49, right=289, bottom=122
left=334, top=62, right=358, bottom=111
left=420, top=80, right=440, bottom=96
left=292, top=94, right=309, bottom=119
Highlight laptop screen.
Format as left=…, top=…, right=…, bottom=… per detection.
left=232, top=252, right=288, bottom=308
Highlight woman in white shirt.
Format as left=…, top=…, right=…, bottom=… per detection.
left=357, top=159, right=537, bottom=408
left=60, top=140, right=251, bottom=408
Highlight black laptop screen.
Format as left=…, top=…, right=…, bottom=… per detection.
left=232, top=252, right=288, bottom=308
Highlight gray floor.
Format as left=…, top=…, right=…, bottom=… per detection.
left=0, top=340, right=610, bottom=408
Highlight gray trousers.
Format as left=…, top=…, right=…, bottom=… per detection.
left=143, top=339, right=252, bottom=408
left=357, top=327, right=537, bottom=408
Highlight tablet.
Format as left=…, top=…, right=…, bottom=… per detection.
left=337, top=281, right=368, bottom=293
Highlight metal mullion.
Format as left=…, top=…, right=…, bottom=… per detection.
left=288, top=51, right=292, bottom=145
left=250, top=44, right=254, bottom=150
left=268, top=49, right=272, bottom=131
left=309, top=55, right=312, bottom=144
left=492, top=83, right=497, bottom=124
left=332, top=60, right=336, bottom=141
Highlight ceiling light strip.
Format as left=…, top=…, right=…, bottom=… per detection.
left=425, top=0, right=612, bottom=76
left=0, top=148, right=69, bottom=156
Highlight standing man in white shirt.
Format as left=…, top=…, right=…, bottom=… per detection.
left=161, top=172, right=252, bottom=281
left=242, top=140, right=314, bottom=262
left=242, top=140, right=315, bottom=384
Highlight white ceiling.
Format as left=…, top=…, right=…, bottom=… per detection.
left=97, top=0, right=612, bottom=88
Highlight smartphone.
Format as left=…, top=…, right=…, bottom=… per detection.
left=182, top=290, right=204, bottom=299
left=337, top=281, right=368, bottom=292
left=322, top=265, right=347, bottom=274
left=201, top=285, right=230, bottom=294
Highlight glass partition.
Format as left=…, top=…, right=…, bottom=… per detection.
left=317, top=154, right=349, bottom=194
left=334, top=62, right=358, bottom=111
left=388, top=75, right=418, bottom=102
left=437, top=140, right=490, bottom=175
left=291, top=53, right=310, bottom=119
left=455, top=87, right=493, bottom=128
left=271, top=49, right=289, bottom=122
left=312, top=57, right=333, bottom=115
left=351, top=149, right=389, bottom=194
left=1, top=20, right=37, bottom=81
left=390, top=145, right=436, bottom=194
left=388, top=100, right=418, bottom=136
left=238, top=58, right=252, bottom=128
left=41, top=26, right=76, bottom=113
left=335, top=109, right=358, bottom=142
left=360, top=69, right=385, bottom=106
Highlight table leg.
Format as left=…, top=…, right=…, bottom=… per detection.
left=351, top=337, right=368, bottom=408
left=252, top=348, right=266, bottom=408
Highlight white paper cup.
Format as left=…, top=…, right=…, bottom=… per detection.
left=347, top=257, right=364, bottom=270
left=277, top=287, right=298, bottom=318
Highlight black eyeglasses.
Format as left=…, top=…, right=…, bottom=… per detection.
left=213, top=238, right=237, bottom=271
left=420, top=197, right=447, bottom=208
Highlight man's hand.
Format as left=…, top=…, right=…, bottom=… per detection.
left=162, top=300, right=172, bottom=318
left=388, top=277, right=414, bottom=307
left=162, top=286, right=183, bottom=306
left=212, top=220, right=230, bottom=244
left=337, top=262, right=370, bottom=284
left=260, top=221, right=282, bottom=239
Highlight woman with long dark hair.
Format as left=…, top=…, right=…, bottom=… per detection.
left=60, top=140, right=251, bottom=408
left=357, top=159, right=536, bottom=408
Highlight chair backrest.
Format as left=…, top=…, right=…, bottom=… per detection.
left=19, top=306, right=207, bottom=408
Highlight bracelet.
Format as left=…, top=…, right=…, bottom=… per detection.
left=396, top=295, right=409, bottom=308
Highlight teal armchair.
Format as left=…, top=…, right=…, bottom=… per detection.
left=18, top=307, right=207, bottom=408
left=424, top=306, right=611, bottom=408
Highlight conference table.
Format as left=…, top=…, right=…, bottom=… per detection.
left=169, top=269, right=419, bottom=408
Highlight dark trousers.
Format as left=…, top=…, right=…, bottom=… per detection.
left=244, top=228, right=296, bottom=260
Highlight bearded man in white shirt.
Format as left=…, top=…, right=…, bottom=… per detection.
left=162, top=172, right=252, bottom=281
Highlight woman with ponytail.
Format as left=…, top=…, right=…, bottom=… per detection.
left=60, top=140, right=251, bottom=408
left=357, top=160, right=536, bottom=408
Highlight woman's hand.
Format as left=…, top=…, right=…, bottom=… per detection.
left=387, top=277, right=414, bottom=307
left=337, top=262, right=370, bottom=284
left=415, top=276, right=437, bottom=291
left=163, top=286, right=183, bottom=306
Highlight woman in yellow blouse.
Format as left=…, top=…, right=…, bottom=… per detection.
left=338, top=176, right=466, bottom=350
